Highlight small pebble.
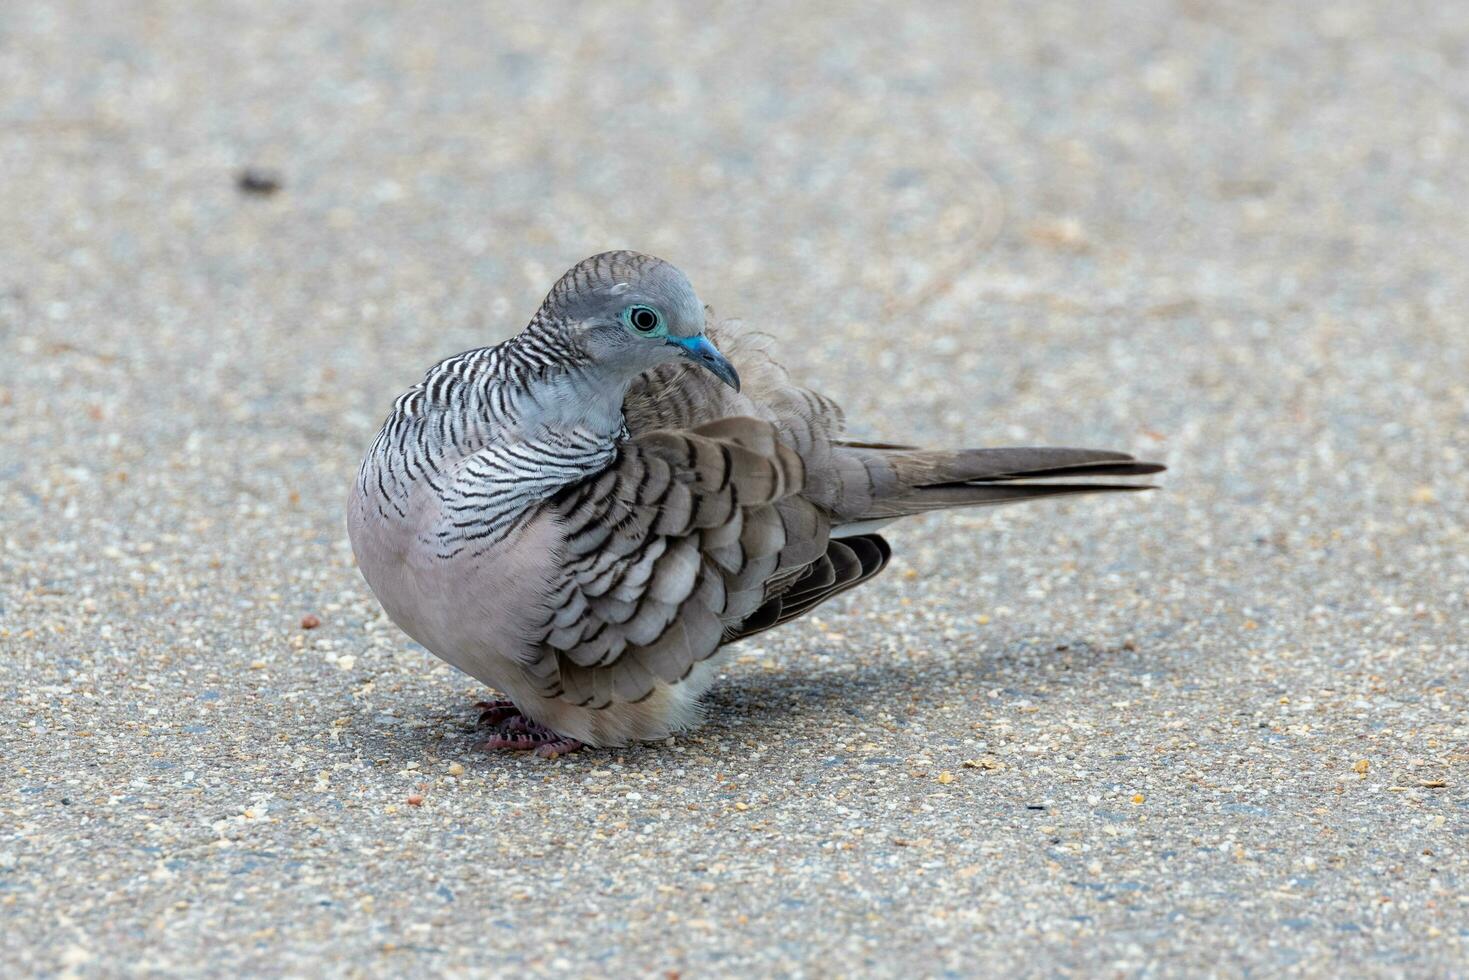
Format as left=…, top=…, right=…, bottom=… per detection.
left=236, top=167, right=284, bottom=194
left=963, top=757, right=1003, bottom=771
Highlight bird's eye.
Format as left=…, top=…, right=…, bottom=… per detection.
left=625, top=305, right=662, bottom=333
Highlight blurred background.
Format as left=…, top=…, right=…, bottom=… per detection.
left=2, top=1, right=1465, bottom=975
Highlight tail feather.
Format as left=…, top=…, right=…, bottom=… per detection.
left=984, top=459, right=1166, bottom=480
left=877, top=446, right=1165, bottom=485
left=834, top=446, right=1165, bottom=523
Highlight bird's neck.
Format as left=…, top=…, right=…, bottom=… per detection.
left=526, top=372, right=629, bottom=441
left=500, top=325, right=630, bottom=444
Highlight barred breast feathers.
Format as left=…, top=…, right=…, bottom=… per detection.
left=356, top=322, right=622, bottom=554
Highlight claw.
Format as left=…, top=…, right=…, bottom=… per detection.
left=473, top=702, right=584, bottom=758
left=533, top=738, right=584, bottom=759
left=474, top=698, right=520, bottom=728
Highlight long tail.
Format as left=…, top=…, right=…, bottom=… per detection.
left=727, top=442, right=1162, bottom=640
left=829, top=444, right=1165, bottom=527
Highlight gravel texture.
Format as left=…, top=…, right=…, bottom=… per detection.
left=2, top=1, right=1466, bottom=976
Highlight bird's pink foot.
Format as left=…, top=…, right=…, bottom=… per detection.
left=474, top=699, right=521, bottom=728
left=475, top=705, right=584, bottom=758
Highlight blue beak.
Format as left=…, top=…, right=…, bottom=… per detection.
left=669, top=334, right=741, bottom=392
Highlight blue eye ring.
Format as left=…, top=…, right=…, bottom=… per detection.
left=623, top=304, right=663, bottom=334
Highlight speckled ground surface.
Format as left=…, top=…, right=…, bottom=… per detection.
left=2, top=1, right=1466, bottom=976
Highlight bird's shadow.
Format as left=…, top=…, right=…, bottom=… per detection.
left=342, top=632, right=1159, bottom=775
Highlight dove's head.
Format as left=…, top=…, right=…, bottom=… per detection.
left=535, top=251, right=740, bottom=391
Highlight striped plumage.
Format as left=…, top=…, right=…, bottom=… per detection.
left=357, top=351, right=624, bottom=558
left=347, top=251, right=1164, bottom=753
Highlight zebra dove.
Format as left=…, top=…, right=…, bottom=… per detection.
left=347, top=251, right=1163, bottom=755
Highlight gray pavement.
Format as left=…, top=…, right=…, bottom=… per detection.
left=2, top=1, right=1466, bottom=976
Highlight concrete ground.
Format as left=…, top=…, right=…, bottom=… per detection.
left=2, top=1, right=1465, bottom=976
